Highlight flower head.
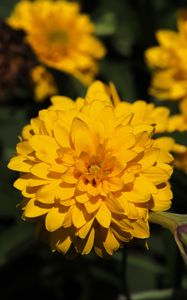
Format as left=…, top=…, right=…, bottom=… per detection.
left=7, top=0, right=106, bottom=85
left=8, top=81, right=173, bottom=257
left=166, top=98, right=187, bottom=173
left=145, top=10, right=187, bottom=101
left=168, top=98, right=187, bottom=132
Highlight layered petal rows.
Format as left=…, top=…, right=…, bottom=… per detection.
left=145, top=10, right=187, bottom=102
left=8, top=81, right=174, bottom=257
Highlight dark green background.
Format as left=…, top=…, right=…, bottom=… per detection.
left=0, top=1, right=187, bottom=299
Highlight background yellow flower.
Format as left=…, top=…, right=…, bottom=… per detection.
left=145, top=10, right=187, bottom=102
left=31, top=65, right=58, bottom=102
left=8, top=81, right=173, bottom=257
left=7, top=0, right=106, bottom=85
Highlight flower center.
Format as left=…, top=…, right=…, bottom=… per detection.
left=48, top=30, right=69, bottom=43
left=88, top=164, right=101, bottom=175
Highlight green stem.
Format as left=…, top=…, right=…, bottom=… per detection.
left=149, top=212, right=177, bottom=233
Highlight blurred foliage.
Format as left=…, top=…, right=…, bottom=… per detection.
left=0, top=0, right=187, bottom=300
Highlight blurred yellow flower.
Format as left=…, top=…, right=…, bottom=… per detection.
left=112, top=99, right=170, bottom=133
left=7, top=0, right=106, bottom=85
left=145, top=10, right=187, bottom=101
left=31, top=65, right=58, bottom=102
left=8, top=81, right=173, bottom=257
left=168, top=98, right=187, bottom=132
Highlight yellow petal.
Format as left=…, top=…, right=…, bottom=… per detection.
left=82, top=227, right=95, bottom=255
left=133, top=124, right=154, bottom=135
left=135, top=132, right=150, bottom=147
left=56, top=186, right=75, bottom=201
left=55, top=230, right=72, bottom=254
left=107, top=177, right=124, bottom=192
left=86, top=81, right=111, bottom=104
left=70, top=118, right=95, bottom=156
left=72, top=204, right=88, bottom=228
left=76, top=219, right=94, bottom=239
left=135, top=175, right=158, bottom=194
left=121, top=172, right=135, bottom=184
left=150, top=183, right=172, bottom=211
left=115, top=149, right=137, bottom=164
left=123, top=189, right=150, bottom=203
left=101, top=106, right=115, bottom=137
left=107, top=131, right=136, bottom=151
left=109, top=82, right=121, bottom=106
left=53, top=120, right=70, bottom=148
left=28, top=179, right=49, bottom=187
left=84, top=197, right=101, bottom=213
left=76, top=177, right=88, bottom=192
left=140, top=149, right=160, bottom=167
left=131, top=219, right=150, bottom=239
left=157, top=149, right=173, bottom=164
left=8, top=155, right=32, bottom=172
left=103, top=229, right=120, bottom=255
left=30, top=162, right=50, bottom=178
left=49, top=163, right=67, bottom=173
left=51, top=96, right=75, bottom=111
left=63, top=206, right=73, bottom=228
left=156, top=30, right=180, bottom=47
left=111, top=223, right=132, bottom=242
left=14, top=177, right=28, bottom=190
left=57, top=236, right=72, bottom=254
left=76, top=193, right=89, bottom=204
left=96, top=202, right=111, bottom=228
left=143, top=166, right=169, bottom=184
left=16, top=141, right=33, bottom=154
left=154, top=137, right=175, bottom=152
left=36, top=182, right=60, bottom=204
left=62, top=171, right=77, bottom=184
left=45, top=207, right=67, bottom=232
left=87, top=183, right=102, bottom=196
left=30, top=135, right=59, bottom=163
left=24, top=198, right=49, bottom=218
left=106, top=195, right=124, bottom=214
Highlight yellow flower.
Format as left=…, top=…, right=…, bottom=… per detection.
left=165, top=98, right=187, bottom=173
left=31, top=65, right=58, bottom=102
left=7, top=0, right=106, bottom=85
left=145, top=10, right=187, bottom=101
left=8, top=81, right=173, bottom=257
left=168, top=98, right=187, bottom=132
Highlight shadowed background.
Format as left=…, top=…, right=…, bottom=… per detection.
left=0, top=1, right=187, bottom=299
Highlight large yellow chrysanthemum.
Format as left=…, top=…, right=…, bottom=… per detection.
left=8, top=81, right=173, bottom=257
left=7, top=0, right=106, bottom=85
left=145, top=10, right=187, bottom=101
